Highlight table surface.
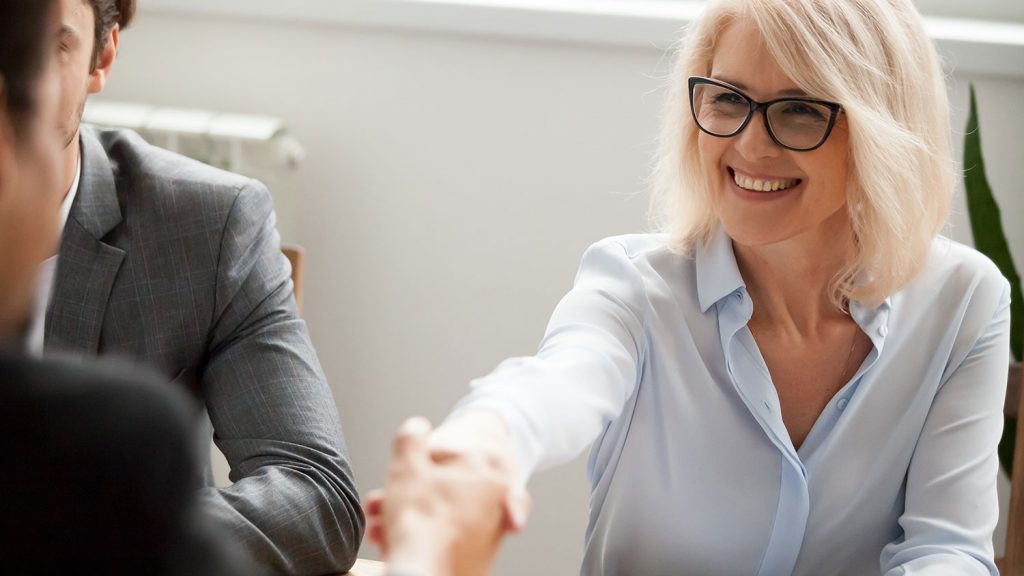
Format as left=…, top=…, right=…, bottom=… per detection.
left=345, top=558, right=388, bottom=576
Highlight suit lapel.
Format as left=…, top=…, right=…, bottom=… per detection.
left=45, top=128, right=125, bottom=356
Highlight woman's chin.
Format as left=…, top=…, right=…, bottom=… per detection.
left=717, top=212, right=797, bottom=248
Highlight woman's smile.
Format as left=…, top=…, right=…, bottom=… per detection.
left=727, top=166, right=804, bottom=202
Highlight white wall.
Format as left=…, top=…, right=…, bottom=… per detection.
left=101, top=10, right=1024, bottom=575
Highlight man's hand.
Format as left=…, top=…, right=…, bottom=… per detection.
left=366, top=414, right=530, bottom=576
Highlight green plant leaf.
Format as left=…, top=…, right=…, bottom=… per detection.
left=964, top=83, right=1024, bottom=474
left=965, top=85, right=1023, bottom=360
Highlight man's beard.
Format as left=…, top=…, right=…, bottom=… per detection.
left=60, top=97, right=87, bottom=150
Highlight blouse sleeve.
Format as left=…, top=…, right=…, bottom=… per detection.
left=881, top=280, right=1011, bottom=576
left=449, top=238, right=650, bottom=480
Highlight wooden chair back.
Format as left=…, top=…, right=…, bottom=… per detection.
left=1000, top=360, right=1024, bottom=574
left=281, top=245, right=306, bottom=314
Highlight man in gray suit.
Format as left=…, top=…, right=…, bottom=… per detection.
left=38, top=1, right=364, bottom=573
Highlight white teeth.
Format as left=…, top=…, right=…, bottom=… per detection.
left=732, top=171, right=799, bottom=192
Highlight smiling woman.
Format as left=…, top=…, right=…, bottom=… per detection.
left=654, top=0, right=954, bottom=308
left=368, top=0, right=1013, bottom=575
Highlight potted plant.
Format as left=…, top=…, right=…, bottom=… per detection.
left=963, top=84, right=1023, bottom=473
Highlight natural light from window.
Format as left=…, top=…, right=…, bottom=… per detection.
left=632, top=0, right=1024, bottom=22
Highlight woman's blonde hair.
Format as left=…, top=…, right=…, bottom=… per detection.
left=651, top=0, right=955, bottom=307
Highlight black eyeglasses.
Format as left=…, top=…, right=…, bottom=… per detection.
left=688, top=76, right=842, bottom=152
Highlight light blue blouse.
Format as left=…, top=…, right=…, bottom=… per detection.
left=454, top=229, right=1011, bottom=575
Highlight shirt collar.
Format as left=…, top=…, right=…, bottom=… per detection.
left=695, top=225, right=894, bottom=342
left=59, top=146, right=82, bottom=234
left=849, top=295, right=893, bottom=353
left=696, top=225, right=746, bottom=313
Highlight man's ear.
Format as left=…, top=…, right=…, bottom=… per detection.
left=88, top=24, right=119, bottom=95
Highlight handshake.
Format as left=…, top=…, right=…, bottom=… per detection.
left=366, top=411, right=532, bottom=576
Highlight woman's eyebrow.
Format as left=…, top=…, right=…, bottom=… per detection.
left=710, top=75, right=809, bottom=97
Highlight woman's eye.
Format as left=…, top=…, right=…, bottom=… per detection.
left=781, top=102, right=826, bottom=120
left=713, top=93, right=745, bottom=105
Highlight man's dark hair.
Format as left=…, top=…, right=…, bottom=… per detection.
left=88, top=0, right=136, bottom=70
left=0, top=0, right=53, bottom=135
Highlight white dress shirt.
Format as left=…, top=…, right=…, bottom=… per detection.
left=453, top=228, right=1010, bottom=575
left=26, top=153, right=81, bottom=357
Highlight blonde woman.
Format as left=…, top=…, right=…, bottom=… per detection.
left=369, top=0, right=1011, bottom=574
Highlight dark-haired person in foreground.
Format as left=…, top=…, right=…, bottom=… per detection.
left=37, top=2, right=364, bottom=573
left=0, top=2, right=248, bottom=575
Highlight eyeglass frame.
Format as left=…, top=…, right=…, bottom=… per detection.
left=687, top=76, right=843, bottom=152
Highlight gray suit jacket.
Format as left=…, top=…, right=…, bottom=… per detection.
left=46, top=126, right=364, bottom=575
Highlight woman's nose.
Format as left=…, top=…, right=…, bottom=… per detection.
left=733, top=111, right=781, bottom=161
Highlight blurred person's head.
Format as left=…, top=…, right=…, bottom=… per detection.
left=0, top=0, right=63, bottom=343
left=651, top=0, right=954, bottom=308
left=56, top=0, right=135, bottom=152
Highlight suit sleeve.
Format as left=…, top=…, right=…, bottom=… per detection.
left=197, top=180, right=364, bottom=575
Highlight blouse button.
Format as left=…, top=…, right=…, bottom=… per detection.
left=837, top=398, right=849, bottom=411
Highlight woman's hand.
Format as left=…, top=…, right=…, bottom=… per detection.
left=366, top=412, right=531, bottom=576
